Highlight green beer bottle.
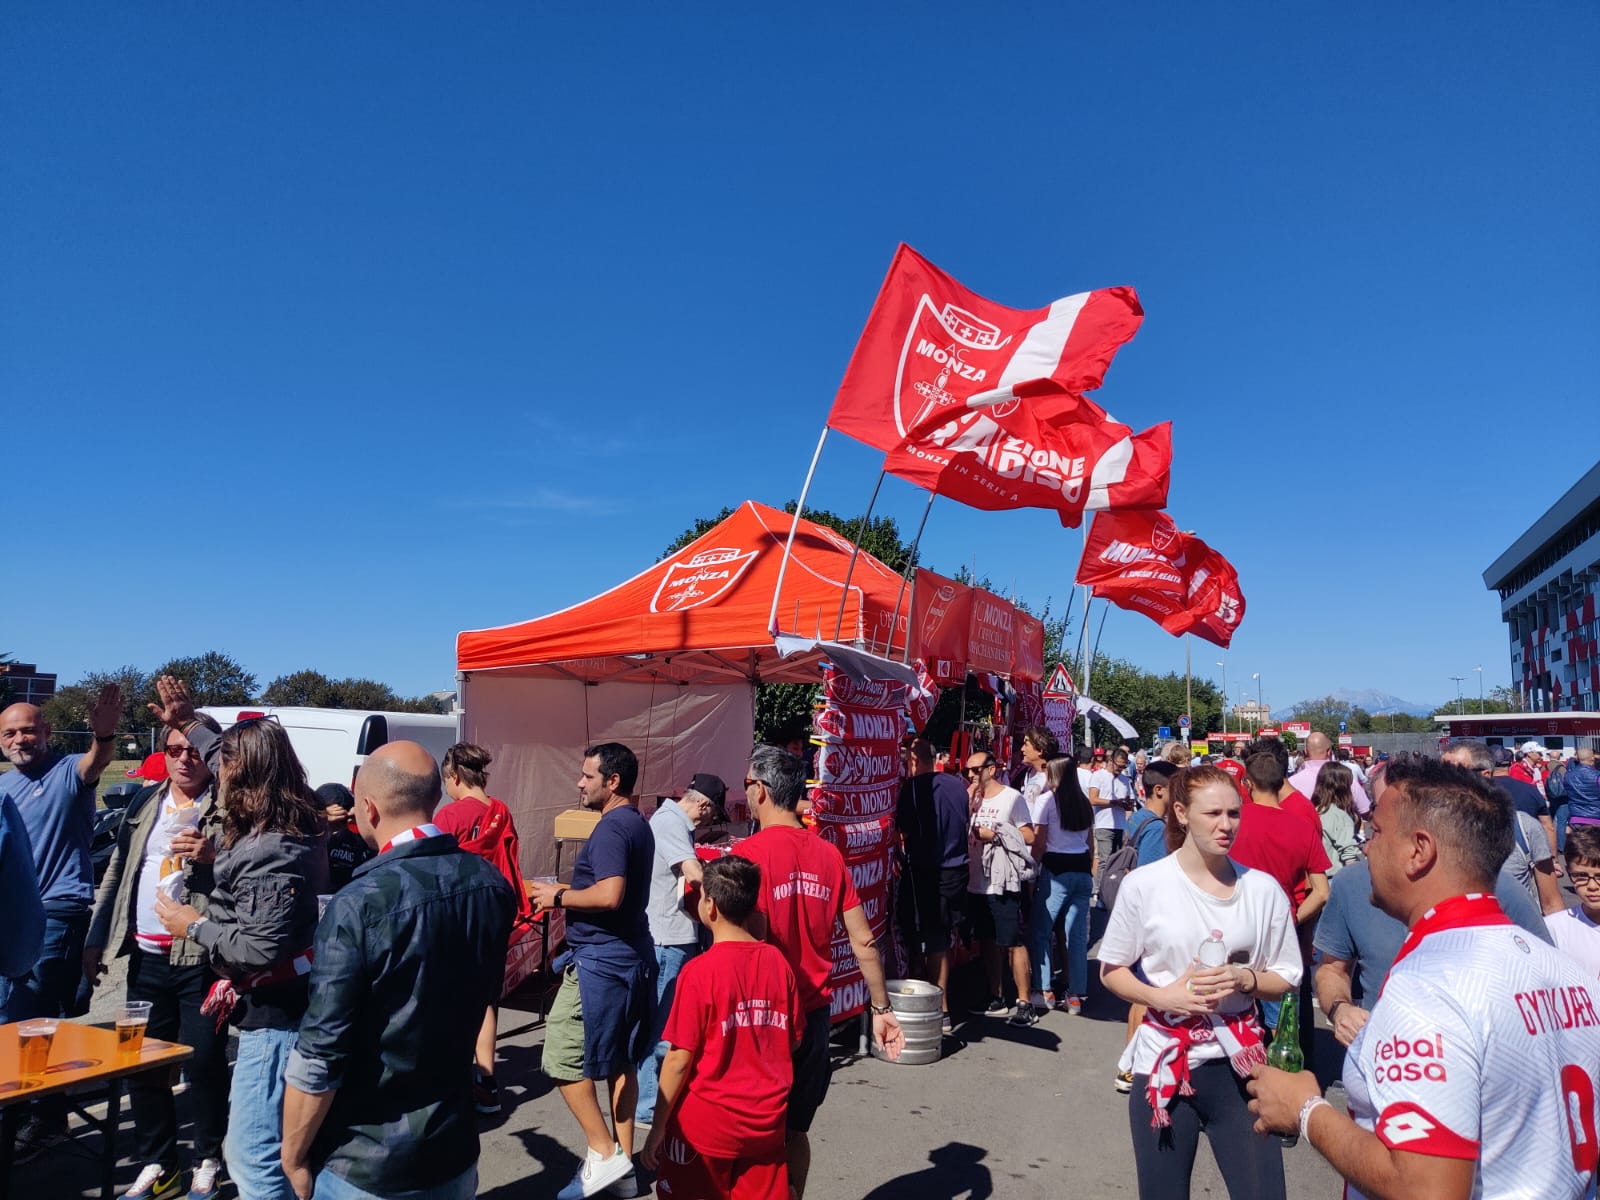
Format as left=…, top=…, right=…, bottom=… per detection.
left=1266, top=997, right=1304, bottom=1146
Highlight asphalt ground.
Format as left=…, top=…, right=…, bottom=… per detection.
left=12, top=913, right=1350, bottom=1200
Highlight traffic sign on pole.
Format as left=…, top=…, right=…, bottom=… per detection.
left=1178, top=715, right=1191, bottom=730
left=1159, top=726, right=1172, bottom=739
left=1339, top=719, right=1347, bottom=733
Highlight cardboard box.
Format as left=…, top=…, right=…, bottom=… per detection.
left=552, top=808, right=602, bottom=840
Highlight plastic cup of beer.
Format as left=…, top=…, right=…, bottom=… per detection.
left=17, top=1019, right=58, bottom=1076
left=117, top=1001, right=153, bottom=1055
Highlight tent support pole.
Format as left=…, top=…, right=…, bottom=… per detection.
left=832, top=467, right=886, bottom=642
left=768, top=426, right=830, bottom=635
left=890, top=490, right=936, bottom=661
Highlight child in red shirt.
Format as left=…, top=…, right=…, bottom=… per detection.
left=642, top=856, right=802, bottom=1200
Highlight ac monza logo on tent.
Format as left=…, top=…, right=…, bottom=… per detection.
left=649, top=547, right=758, bottom=613
left=894, top=296, right=1015, bottom=438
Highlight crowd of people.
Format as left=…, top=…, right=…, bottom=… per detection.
left=7, top=674, right=1600, bottom=1200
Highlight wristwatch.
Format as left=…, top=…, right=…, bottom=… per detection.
left=94, top=734, right=115, bottom=744
left=869, top=1003, right=894, bottom=1015
left=1326, top=999, right=1347, bottom=1021
left=553, top=888, right=568, bottom=910
left=185, top=917, right=208, bottom=941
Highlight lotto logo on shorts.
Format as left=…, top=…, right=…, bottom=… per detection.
left=1373, top=1032, right=1447, bottom=1082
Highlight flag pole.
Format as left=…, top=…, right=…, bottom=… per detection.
left=1079, top=520, right=1094, bottom=748
left=890, top=489, right=936, bottom=661
left=832, top=466, right=887, bottom=642
left=768, top=426, right=830, bottom=635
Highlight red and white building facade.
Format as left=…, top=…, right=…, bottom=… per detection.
left=1484, top=462, right=1600, bottom=713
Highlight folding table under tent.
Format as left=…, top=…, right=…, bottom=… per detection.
left=455, top=500, right=913, bottom=878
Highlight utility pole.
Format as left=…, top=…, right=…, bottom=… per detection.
left=1450, top=675, right=1465, bottom=716
left=1253, top=672, right=1262, bottom=723
left=1474, top=665, right=1484, bottom=714
left=1185, top=636, right=1193, bottom=734
left=1216, top=658, right=1227, bottom=735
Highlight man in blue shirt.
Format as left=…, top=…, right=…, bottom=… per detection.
left=0, top=793, right=44, bottom=980
left=1564, top=748, right=1600, bottom=830
left=528, top=742, right=656, bottom=1200
left=0, top=685, right=121, bottom=1153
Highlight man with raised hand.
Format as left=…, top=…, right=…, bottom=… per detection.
left=281, top=741, right=515, bottom=1200
left=1251, top=757, right=1600, bottom=1200
left=0, top=685, right=121, bottom=1159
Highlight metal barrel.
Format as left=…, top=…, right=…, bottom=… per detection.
left=870, top=979, right=944, bottom=1066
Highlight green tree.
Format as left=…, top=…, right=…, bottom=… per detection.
left=42, top=665, right=151, bottom=751
left=261, top=669, right=447, bottom=714
left=755, top=683, right=818, bottom=744
left=150, top=652, right=257, bottom=708
left=261, top=669, right=341, bottom=707
left=1081, top=656, right=1225, bottom=748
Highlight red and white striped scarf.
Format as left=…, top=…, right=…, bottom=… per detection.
left=201, top=950, right=314, bottom=1031
left=1141, top=1008, right=1267, bottom=1128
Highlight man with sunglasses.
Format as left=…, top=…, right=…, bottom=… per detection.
left=80, top=715, right=230, bottom=1199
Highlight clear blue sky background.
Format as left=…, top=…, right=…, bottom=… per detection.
left=5, top=3, right=1596, bottom=715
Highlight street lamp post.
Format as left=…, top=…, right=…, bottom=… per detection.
left=1217, top=659, right=1227, bottom=735
left=1253, top=673, right=1262, bottom=722
left=1450, top=675, right=1465, bottom=716
left=1474, top=665, right=1484, bottom=714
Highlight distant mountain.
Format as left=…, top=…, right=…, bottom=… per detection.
left=1272, top=688, right=1436, bottom=720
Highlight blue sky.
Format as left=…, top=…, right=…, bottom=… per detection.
left=5, top=3, right=1596, bottom=714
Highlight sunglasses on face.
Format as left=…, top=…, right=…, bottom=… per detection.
left=165, top=745, right=202, bottom=760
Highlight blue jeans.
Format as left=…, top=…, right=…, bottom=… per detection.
left=636, top=942, right=697, bottom=1124
left=1030, top=870, right=1092, bottom=997
left=0, top=906, right=89, bottom=1023
left=224, top=1027, right=298, bottom=1200
left=312, top=1165, right=477, bottom=1200
left=1554, top=801, right=1570, bottom=852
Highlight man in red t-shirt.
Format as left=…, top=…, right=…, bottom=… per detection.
left=642, top=855, right=801, bottom=1200
left=734, top=745, right=903, bottom=1199
left=1233, top=750, right=1329, bottom=1059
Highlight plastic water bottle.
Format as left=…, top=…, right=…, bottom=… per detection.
left=1196, top=929, right=1228, bottom=969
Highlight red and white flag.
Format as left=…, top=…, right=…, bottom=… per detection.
left=885, top=379, right=1171, bottom=526
left=1076, top=510, right=1246, bottom=647
left=827, top=244, right=1143, bottom=455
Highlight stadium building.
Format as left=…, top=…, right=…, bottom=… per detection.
left=1484, top=462, right=1600, bottom=712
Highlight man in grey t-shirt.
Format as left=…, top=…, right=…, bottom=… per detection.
left=634, top=773, right=721, bottom=1126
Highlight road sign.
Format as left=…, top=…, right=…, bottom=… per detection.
left=1158, top=726, right=1172, bottom=739
left=1179, top=715, right=1191, bottom=729
left=1339, top=719, right=1347, bottom=733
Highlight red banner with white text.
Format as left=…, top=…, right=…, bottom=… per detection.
left=1076, top=510, right=1246, bottom=648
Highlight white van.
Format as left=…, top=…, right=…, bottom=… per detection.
left=198, top=706, right=461, bottom=791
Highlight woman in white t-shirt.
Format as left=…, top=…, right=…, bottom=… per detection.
left=1099, top=765, right=1301, bottom=1200
left=1025, top=755, right=1094, bottom=1014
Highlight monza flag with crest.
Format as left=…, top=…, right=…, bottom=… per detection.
left=1076, top=509, right=1246, bottom=647
left=826, top=244, right=1167, bottom=526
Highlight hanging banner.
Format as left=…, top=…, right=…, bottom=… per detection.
left=1014, top=613, right=1046, bottom=682
left=967, top=591, right=1018, bottom=676
left=1076, top=510, right=1246, bottom=648
left=910, top=568, right=973, bottom=684
left=810, top=664, right=905, bottom=1021
left=826, top=244, right=1143, bottom=455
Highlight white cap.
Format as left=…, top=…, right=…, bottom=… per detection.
left=1520, top=740, right=1544, bottom=756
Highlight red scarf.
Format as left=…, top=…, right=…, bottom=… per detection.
left=379, top=823, right=443, bottom=854
left=201, top=950, right=314, bottom=1030
left=1380, top=892, right=1510, bottom=999
left=1141, top=1008, right=1267, bottom=1128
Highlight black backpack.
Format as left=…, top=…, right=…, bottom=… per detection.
left=1100, top=811, right=1159, bottom=913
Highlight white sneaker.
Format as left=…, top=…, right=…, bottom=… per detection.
left=188, top=1157, right=223, bottom=1199
left=555, top=1145, right=633, bottom=1200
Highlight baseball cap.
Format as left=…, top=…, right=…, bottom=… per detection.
left=129, top=752, right=168, bottom=783
left=1520, top=741, right=1544, bottom=756
left=688, top=772, right=729, bottom=821
left=1490, top=745, right=1514, bottom=767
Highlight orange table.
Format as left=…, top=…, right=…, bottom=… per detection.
left=0, top=1021, right=192, bottom=1200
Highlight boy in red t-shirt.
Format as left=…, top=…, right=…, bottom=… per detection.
left=642, top=855, right=802, bottom=1200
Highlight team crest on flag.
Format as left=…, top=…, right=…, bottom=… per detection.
left=650, top=547, right=758, bottom=613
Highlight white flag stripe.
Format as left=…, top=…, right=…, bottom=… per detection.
left=996, top=290, right=1091, bottom=389
left=1084, top=436, right=1134, bottom=511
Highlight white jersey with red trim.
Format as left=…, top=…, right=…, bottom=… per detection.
left=1342, top=894, right=1600, bottom=1200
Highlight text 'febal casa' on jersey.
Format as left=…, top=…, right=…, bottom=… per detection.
left=1098, top=854, right=1301, bottom=1076
left=734, top=825, right=860, bottom=1015
left=662, top=939, right=803, bottom=1160
left=565, top=805, right=654, bottom=953
left=1343, top=894, right=1600, bottom=1200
